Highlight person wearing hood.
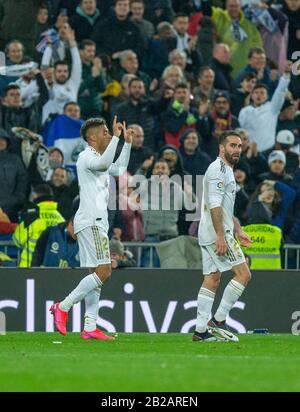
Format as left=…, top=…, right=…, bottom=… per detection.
left=179, top=129, right=212, bottom=191
left=70, top=0, right=103, bottom=43
left=13, top=183, right=65, bottom=267
left=0, top=128, right=28, bottom=223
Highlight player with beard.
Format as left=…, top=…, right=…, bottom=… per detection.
left=193, top=131, right=253, bottom=342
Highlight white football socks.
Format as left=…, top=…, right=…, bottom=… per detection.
left=59, top=273, right=103, bottom=312
left=214, top=279, right=245, bottom=322
left=84, top=287, right=101, bottom=332
left=195, top=287, right=215, bottom=333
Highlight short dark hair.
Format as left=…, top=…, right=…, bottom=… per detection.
left=81, top=117, right=107, bottom=141
left=175, top=82, right=188, bottom=90
left=33, top=183, right=53, bottom=198
left=128, top=77, right=143, bottom=88
left=197, top=66, right=214, bottom=78
left=219, top=130, right=241, bottom=146
left=130, top=0, right=144, bottom=5
left=54, top=60, right=69, bottom=70
left=248, top=47, right=265, bottom=59
left=173, top=13, right=189, bottom=21
left=79, top=39, right=96, bottom=50
left=114, top=0, right=128, bottom=6
left=241, top=72, right=257, bottom=82
left=252, top=83, right=268, bottom=93
left=64, top=101, right=79, bottom=111
left=4, top=84, right=21, bottom=96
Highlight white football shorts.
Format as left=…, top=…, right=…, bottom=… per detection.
left=77, top=226, right=111, bottom=268
left=200, top=232, right=246, bottom=275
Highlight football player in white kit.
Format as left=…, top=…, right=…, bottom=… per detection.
left=51, top=116, right=133, bottom=340
left=193, top=131, right=253, bottom=342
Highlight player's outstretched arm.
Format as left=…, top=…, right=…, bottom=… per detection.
left=109, top=122, right=133, bottom=176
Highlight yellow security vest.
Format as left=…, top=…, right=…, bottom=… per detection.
left=241, top=224, right=282, bottom=269
left=13, top=201, right=65, bottom=267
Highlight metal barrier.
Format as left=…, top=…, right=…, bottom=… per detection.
left=1, top=240, right=300, bottom=269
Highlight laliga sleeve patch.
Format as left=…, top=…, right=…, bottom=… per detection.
left=216, top=181, right=225, bottom=192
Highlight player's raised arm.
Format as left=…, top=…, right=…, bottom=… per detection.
left=82, top=117, right=122, bottom=171
left=109, top=122, right=133, bottom=176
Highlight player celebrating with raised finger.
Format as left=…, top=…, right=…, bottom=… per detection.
left=51, top=116, right=134, bottom=340
left=193, top=130, right=253, bottom=342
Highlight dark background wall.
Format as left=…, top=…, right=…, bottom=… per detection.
left=1, top=269, right=300, bottom=333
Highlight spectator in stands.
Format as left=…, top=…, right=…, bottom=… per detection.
left=144, top=21, right=177, bottom=79
left=168, top=49, right=187, bottom=73
left=108, top=207, right=124, bottom=240
left=0, top=0, right=40, bottom=56
left=289, top=156, right=300, bottom=243
left=48, top=167, right=75, bottom=220
left=193, top=66, right=216, bottom=104
left=161, top=82, right=197, bottom=147
left=238, top=62, right=292, bottom=153
left=140, top=158, right=188, bottom=267
left=78, top=40, right=106, bottom=119
left=237, top=128, right=268, bottom=188
left=258, top=150, right=293, bottom=186
left=200, top=90, right=239, bottom=158
left=231, top=73, right=257, bottom=117
left=116, top=77, right=169, bottom=150
left=179, top=129, right=212, bottom=191
left=171, top=13, right=202, bottom=74
left=281, top=0, right=300, bottom=60
left=0, top=129, right=28, bottom=223
left=108, top=73, right=137, bottom=116
left=40, top=22, right=74, bottom=65
left=271, top=130, right=299, bottom=175
left=110, top=238, right=137, bottom=268
left=234, top=47, right=278, bottom=96
left=211, top=43, right=233, bottom=92
left=92, top=0, right=144, bottom=59
left=117, top=50, right=151, bottom=93
left=277, top=98, right=300, bottom=145
left=0, top=40, right=26, bottom=96
left=233, top=160, right=250, bottom=225
left=203, top=0, right=263, bottom=77
left=31, top=215, right=80, bottom=268
left=156, top=64, right=185, bottom=98
left=70, top=0, right=102, bottom=43
left=247, top=179, right=295, bottom=230
left=64, top=101, right=81, bottom=120
left=0, top=84, right=40, bottom=155
left=130, top=0, right=155, bottom=49
left=124, top=124, right=153, bottom=175
left=119, top=173, right=145, bottom=242
left=41, top=27, right=82, bottom=123
left=36, top=4, right=50, bottom=43
left=13, top=184, right=65, bottom=267
left=28, top=146, right=65, bottom=188
left=144, top=0, right=175, bottom=27
left=15, top=64, right=49, bottom=110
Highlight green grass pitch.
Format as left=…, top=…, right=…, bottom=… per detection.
left=1, top=333, right=300, bottom=392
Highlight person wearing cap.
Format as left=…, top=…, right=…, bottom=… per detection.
left=0, top=128, right=28, bottom=223
left=258, top=150, right=293, bottom=186
left=273, top=130, right=298, bottom=175
left=110, top=238, right=136, bottom=269
left=13, top=183, right=65, bottom=267
left=238, top=61, right=292, bottom=152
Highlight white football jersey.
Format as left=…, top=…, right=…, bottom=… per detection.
left=74, top=137, right=131, bottom=234
left=198, top=157, right=236, bottom=246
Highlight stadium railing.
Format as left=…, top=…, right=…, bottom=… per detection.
left=1, top=240, right=300, bottom=269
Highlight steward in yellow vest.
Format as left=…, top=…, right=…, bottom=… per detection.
left=13, top=184, right=65, bottom=267
left=241, top=224, right=282, bottom=269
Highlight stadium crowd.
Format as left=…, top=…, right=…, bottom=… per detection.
left=0, top=0, right=300, bottom=268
